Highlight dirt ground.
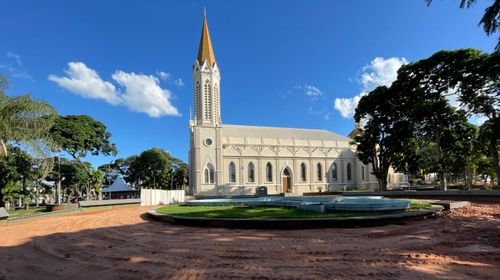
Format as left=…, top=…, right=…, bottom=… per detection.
left=0, top=203, right=499, bottom=280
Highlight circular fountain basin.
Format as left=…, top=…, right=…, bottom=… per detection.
left=185, top=196, right=410, bottom=211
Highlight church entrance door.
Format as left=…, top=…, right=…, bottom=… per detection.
left=282, top=168, right=292, bottom=193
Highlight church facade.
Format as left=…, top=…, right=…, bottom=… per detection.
left=188, top=16, right=408, bottom=196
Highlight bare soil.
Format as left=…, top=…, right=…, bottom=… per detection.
left=0, top=203, right=499, bottom=279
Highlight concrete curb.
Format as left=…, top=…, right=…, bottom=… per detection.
left=147, top=206, right=444, bottom=229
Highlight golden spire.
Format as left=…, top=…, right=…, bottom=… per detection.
left=197, top=15, right=216, bottom=67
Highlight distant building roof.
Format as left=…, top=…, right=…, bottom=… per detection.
left=221, top=124, right=349, bottom=142
left=103, top=176, right=136, bottom=193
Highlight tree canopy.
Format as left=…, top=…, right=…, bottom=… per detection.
left=50, top=115, right=118, bottom=169
left=355, top=48, right=498, bottom=189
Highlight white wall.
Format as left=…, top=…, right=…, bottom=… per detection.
left=140, top=189, right=185, bottom=206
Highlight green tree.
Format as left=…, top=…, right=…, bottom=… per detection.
left=426, top=0, right=500, bottom=51
left=50, top=115, right=118, bottom=170
left=89, top=169, right=105, bottom=200
left=396, top=49, right=499, bottom=185
left=0, top=75, right=57, bottom=158
left=354, top=86, right=417, bottom=191
left=126, top=148, right=173, bottom=189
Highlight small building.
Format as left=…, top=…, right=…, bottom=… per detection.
left=103, top=177, right=139, bottom=199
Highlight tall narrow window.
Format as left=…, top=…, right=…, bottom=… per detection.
left=347, top=163, right=352, bottom=181
left=204, top=163, right=215, bottom=184
left=248, top=162, right=255, bottom=183
left=301, top=163, right=307, bottom=182
left=229, top=162, right=236, bottom=183
left=266, top=162, right=273, bottom=182
left=195, top=81, right=201, bottom=121
left=203, top=79, right=212, bottom=120
left=317, top=163, right=323, bottom=181
left=332, top=163, right=337, bottom=181
left=361, top=166, right=365, bottom=180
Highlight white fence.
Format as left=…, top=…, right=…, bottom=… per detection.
left=140, top=189, right=185, bottom=206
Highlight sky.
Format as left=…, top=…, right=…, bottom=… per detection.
left=0, top=0, right=496, bottom=168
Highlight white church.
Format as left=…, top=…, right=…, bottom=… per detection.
left=188, top=16, right=408, bottom=196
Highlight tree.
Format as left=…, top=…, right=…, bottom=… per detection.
left=50, top=115, right=118, bottom=170
left=0, top=75, right=57, bottom=158
left=171, top=162, right=189, bottom=190
left=88, top=169, right=104, bottom=200
left=125, top=148, right=187, bottom=190
left=396, top=49, right=499, bottom=185
left=98, top=156, right=136, bottom=186
left=0, top=147, right=20, bottom=208
left=126, top=148, right=173, bottom=189
left=426, top=0, right=500, bottom=51
left=354, top=86, right=417, bottom=191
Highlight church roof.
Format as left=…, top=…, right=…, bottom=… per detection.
left=197, top=16, right=216, bottom=67
left=221, top=124, right=350, bottom=142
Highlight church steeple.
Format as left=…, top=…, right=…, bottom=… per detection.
left=192, top=14, right=221, bottom=127
left=197, top=16, right=216, bottom=67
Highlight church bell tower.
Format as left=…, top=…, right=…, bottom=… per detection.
left=192, top=15, right=221, bottom=127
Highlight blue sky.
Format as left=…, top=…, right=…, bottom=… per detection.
left=0, top=0, right=495, bottom=167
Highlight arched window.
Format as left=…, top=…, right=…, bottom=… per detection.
left=332, top=163, right=337, bottom=181
left=317, top=163, right=323, bottom=181
left=229, top=162, right=236, bottom=183
left=347, top=163, right=352, bottom=181
left=248, top=162, right=255, bottom=183
left=301, top=163, right=307, bottom=182
left=266, top=162, right=273, bottom=182
left=361, top=166, right=365, bottom=181
left=204, top=163, right=215, bottom=184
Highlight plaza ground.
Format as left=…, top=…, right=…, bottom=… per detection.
left=0, top=204, right=499, bottom=279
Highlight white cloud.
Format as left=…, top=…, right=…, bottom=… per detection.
left=7, top=52, right=22, bottom=66
left=112, top=71, right=179, bottom=117
left=49, top=62, right=180, bottom=117
left=156, top=71, right=171, bottom=80
left=334, top=57, right=408, bottom=119
left=174, top=78, right=184, bottom=87
left=1, top=51, right=33, bottom=81
left=334, top=93, right=366, bottom=118
left=304, top=84, right=322, bottom=97
left=49, top=62, right=122, bottom=105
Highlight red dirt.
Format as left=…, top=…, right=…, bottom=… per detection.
left=1, top=203, right=499, bottom=280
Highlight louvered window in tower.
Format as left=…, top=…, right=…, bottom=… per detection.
left=214, top=83, right=219, bottom=122
left=204, top=80, right=212, bottom=120
left=195, top=82, right=201, bottom=121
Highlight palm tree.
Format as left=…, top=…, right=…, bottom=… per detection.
left=0, top=74, right=58, bottom=158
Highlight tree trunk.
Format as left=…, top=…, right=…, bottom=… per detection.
left=0, top=192, right=5, bottom=208
left=0, top=139, right=7, bottom=158
left=489, top=140, right=500, bottom=186
left=377, top=177, right=388, bottom=191
left=438, top=172, right=447, bottom=191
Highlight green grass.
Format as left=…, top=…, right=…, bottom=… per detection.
left=7, top=207, right=46, bottom=217
left=156, top=201, right=432, bottom=219
left=409, top=200, right=432, bottom=211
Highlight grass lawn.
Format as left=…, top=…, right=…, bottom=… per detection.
left=156, top=200, right=432, bottom=219
left=7, top=207, right=46, bottom=217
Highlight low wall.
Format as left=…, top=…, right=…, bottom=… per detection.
left=140, top=189, right=185, bottom=206
left=79, top=199, right=140, bottom=207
